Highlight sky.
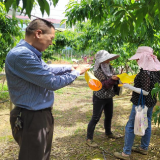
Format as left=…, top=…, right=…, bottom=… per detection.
left=31, top=0, right=70, bottom=20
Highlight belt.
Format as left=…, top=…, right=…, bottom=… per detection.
left=15, top=106, right=52, bottom=112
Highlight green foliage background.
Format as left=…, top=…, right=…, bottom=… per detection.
left=0, top=3, right=23, bottom=69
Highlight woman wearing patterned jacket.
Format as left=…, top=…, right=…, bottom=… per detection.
left=86, top=50, right=120, bottom=147
left=114, top=46, right=160, bottom=160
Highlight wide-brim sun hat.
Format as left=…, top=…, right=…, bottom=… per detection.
left=129, top=46, right=160, bottom=71
left=93, top=50, right=119, bottom=71
left=129, top=46, right=153, bottom=60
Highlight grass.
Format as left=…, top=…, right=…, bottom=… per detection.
left=0, top=135, right=14, bottom=142
left=54, top=88, right=64, bottom=94
left=0, top=83, right=8, bottom=91
left=0, top=76, right=160, bottom=160
left=0, top=83, right=9, bottom=100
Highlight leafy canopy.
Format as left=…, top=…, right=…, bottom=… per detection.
left=0, top=0, right=59, bottom=17
left=65, top=0, right=160, bottom=40
left=2, top=0, right=160, bottom=41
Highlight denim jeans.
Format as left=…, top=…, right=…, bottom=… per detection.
left=123, top=104, right=154, bottom=155
left=87, top=94, right=113, bottom=140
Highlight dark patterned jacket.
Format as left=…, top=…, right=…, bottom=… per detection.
left=131, top=69, right=160, bottom=107
left=93, top=66, right=119, bottom=99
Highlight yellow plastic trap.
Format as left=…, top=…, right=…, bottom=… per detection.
left=117, top=73, right=137, bottom=86
left=85, top=71, right=102, bottom=91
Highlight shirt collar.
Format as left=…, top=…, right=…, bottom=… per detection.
left=17, top=39, right=42, bottom=59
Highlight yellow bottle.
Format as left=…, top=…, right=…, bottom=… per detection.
left=85, top=71, right=102, bottom=91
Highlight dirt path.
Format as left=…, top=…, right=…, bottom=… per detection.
left=0, top=76, right=160, bottom=160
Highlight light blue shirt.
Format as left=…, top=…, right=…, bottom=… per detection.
left=5, top=39, right=80, bottom=110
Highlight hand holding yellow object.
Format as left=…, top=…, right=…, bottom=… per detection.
left=85, top=70, right=102, bottom=91
left=117, top=73, right=137, bottom=86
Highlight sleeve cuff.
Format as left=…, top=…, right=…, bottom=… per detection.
left=66, top=65, right=72, bottom=71
left=71, top=70, right=80, bottom=77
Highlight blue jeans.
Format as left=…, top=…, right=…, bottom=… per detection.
left=123, top=104, right=154, bottom=155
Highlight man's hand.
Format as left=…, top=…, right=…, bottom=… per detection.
left=111, top=75, right=119, bottom=80
left=75, top=64, right=90, bottom=75
left=71, top=64, right=79, bottom=71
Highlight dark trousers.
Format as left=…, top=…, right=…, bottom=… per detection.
left=87, top=94, right=113, bottom=140
left=10, top=107, right=54, bottom=160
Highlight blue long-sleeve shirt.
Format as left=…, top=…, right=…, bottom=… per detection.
left=5, top=39, right=80, bottom=110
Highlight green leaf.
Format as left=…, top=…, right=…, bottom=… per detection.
left=127, top=3, right=142, bottom=10
left=37, top=0, right=45, bottom=15
left=135, top=10, right=144, bottom=29
left=4, top=0, right=14, bottom=12
left=52, top=0, right=59, bottom=7
left=120, top=21, right=128, bottom=39
left=60, top=19, right=67, bottom=26
left=146, top=13, right=154, bottom=26
left=44, top=0, right=50, bottom=16
left=114, top=10, right=125, bottom=17
left=154, top=116, right=158, bottom=125
left=154, top=110, right=160, bottom=115
left=127, top=16, right=134, bottom=33
left=26, top=0, right=34, bottom=17
left=16, top=0, right=20, bottom=6
left=21, top=0, right=27, bottom=15
left=158, top=115, right=160, bottom=127
left=86, top=0, right=92, bottom=4
left=151, top=87, right=160, bottom=97
left=111, top=4, right=124, bottom=9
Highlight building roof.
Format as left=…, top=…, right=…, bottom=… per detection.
left=7, top=15, right=65, bottom=24
left=7, top=15, right=30, bottom=20
left=45, top=18, right=65, bottom=24
left=16, top=15, right=30, bottom=20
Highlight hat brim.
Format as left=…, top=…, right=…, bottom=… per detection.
left=129, top=54, right=140, bottom=60
left=99, top=54, right=119, bottom=63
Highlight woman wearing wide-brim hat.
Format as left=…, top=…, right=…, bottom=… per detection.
left=114, top=46, right=160, bottom=160
left=86, top=50, right=121, bottom=147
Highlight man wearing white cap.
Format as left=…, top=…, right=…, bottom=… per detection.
left=86, top=50, right=120, bottom=147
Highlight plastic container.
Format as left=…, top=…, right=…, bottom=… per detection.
left=85, top=71, right=102, bottom=91
left=117, top=73, right=137, bottom=87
